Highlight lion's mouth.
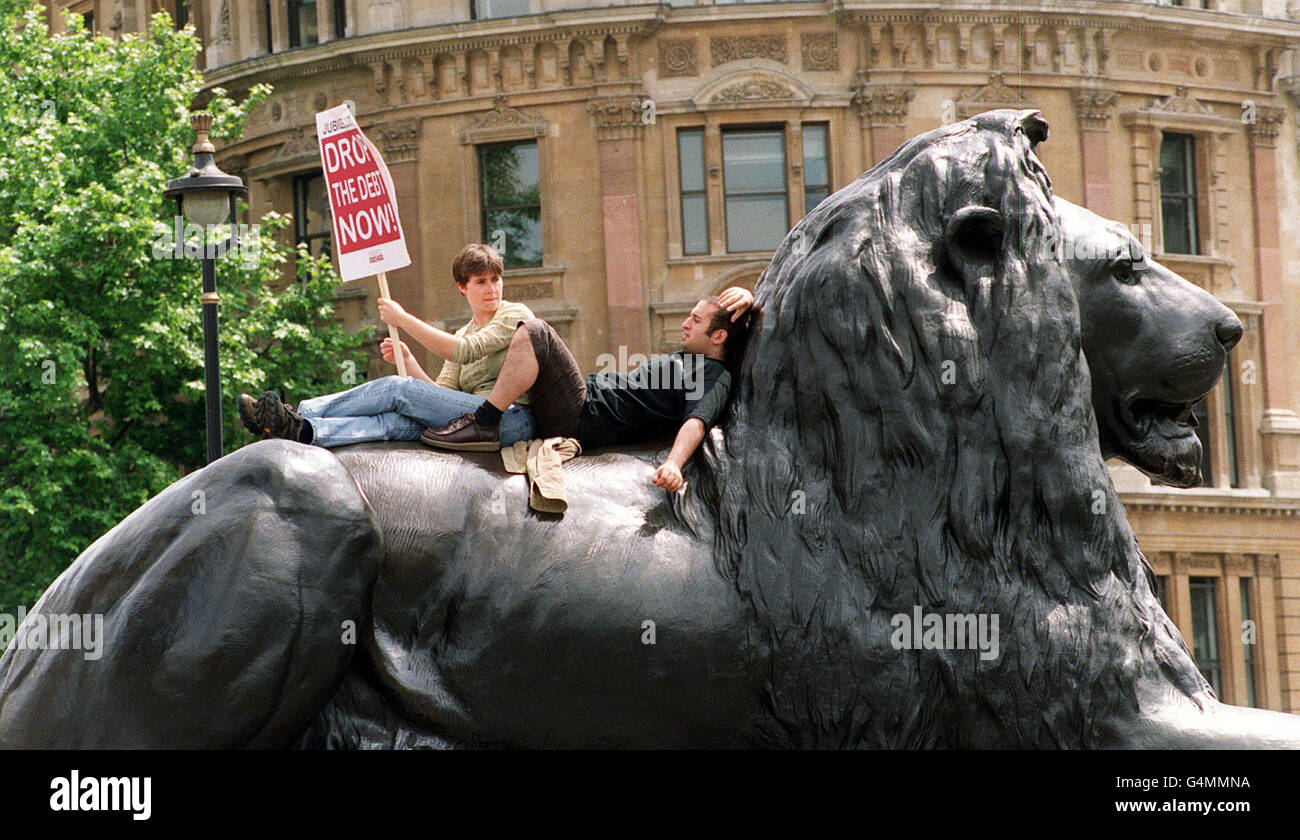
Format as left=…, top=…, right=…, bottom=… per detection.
left=1112, top=395, right=1202, bottom=488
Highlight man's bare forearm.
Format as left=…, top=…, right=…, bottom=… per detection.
left=664, top=418, right=707, bottom=468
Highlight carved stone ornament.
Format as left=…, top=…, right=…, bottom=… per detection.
left=956, top=72, right=1029, bottom=118
left=711, top=80, right=797, bottom=104
left=1072, top=88, right=1119, bottom=130
left=458, top=95, right=548, bottom=145
left=659, top=39, right=698, bottom=78
left=801, top=32, right=838, bottom=72
left=711, top=35, right=786, bottom=67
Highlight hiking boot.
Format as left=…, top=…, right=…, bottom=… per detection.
left=238, top=391, right=307, bottom=441
left=420, top=413, right=500, bottom=452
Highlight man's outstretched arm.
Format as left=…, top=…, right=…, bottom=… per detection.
left=652, top=418, right=707, bottom=492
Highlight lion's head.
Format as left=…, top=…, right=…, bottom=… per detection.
left=1054, top=197, right=1242, bottom=487
left=702, top=109, right=1208, bottom=747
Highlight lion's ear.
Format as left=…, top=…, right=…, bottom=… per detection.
left=944, top=206, right=1004, bottom=287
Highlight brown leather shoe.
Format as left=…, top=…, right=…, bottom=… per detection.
left=421, top=412, right=500, bottom=451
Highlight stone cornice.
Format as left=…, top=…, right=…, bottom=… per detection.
left=1119, top=492, right=1300, bottom=518
left=836, top=2, right=1300, bottom=45
left=202, top=7, right=664, bottom=91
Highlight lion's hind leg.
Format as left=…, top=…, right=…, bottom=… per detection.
left=0, top=440, right=383, bottom=748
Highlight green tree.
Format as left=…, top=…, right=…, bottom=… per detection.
left=0, top=2, right=373, bottom=614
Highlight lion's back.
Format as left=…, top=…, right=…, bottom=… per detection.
left=329, top=441, right=766, bottom=747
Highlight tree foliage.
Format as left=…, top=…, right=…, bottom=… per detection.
left=0, top=2, right=373, bottom=613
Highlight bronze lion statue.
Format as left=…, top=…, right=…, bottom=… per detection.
left=3, top=109, right=1297, bottom=748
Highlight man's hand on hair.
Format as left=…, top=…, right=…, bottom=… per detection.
left=716, top=287, right=754, bottom=322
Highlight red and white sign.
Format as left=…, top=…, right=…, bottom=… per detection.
left=315, top=104, right=410, bottom=282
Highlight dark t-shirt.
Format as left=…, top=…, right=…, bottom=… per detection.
left=577, top=352, right=732, bottom=449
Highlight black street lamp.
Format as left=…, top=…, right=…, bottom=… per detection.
left=164, top=113, right=247, bottom=465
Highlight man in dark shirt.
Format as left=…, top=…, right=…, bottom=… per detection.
left=421, top=288, right=752, bottom=492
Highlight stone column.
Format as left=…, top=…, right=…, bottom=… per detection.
left=851, top=80, right=915, bottom=170
left=1247, top=107, right=1300, bottom=496
left=1071, top=88, right=1118, bottom=216
left=587, top=96, right=648, bottom=355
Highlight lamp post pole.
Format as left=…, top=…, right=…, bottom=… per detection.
left=200, top=241, right=222, bottom=464
left=164, top=113, right=247, bottom=465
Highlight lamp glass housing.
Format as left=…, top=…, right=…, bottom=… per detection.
left=184, top=192, right=230, bottom=226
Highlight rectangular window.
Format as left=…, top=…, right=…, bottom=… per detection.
left=265, top=0, right=274, bottom=53
left=1189, top=577, right=1222, bottom=698
left=1222, top=355, right=1240, bottom=488
left=1159, top=132, right=1199, bottom=254
left=175, top=0, right=191, bottom=28
left=722, top=127, right=788, bottom=253
left=293, top=172, right=333, bottom=261
left=334, top=0, right=346, bottom=39
left=478, top=140, right=542, bottom=268
left=1155, top=575, right=1169, bottom=612
left=288, top=0, right=320, bottom=49
left=678, top=129, right=709, bottom=256
left=472, top=0, right=530, bottom=19
left=1240, top=578, right=1257, bottom=708
left=802, top=122, right=830, bottom=216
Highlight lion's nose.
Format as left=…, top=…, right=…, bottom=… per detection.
left=1215, top=314, right=1243, bottom=352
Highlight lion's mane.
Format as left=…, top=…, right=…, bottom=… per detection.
left=695, top=110, right=1206, bottom=748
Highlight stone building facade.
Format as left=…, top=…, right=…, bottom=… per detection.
left=47, top=0, right=1300, bottom=714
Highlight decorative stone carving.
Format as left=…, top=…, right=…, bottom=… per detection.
left=711, top=35, right=786, bottom=67
left=1072, top=87, right=1119, bottom=131
left=271, top=126, right=318, bottom=163
left=587, top=96, right=645, bottom=141
left=374, top=119, right=420, bottom=163
left=956, top=72, right=1028, bottom=119
left=218, top=0, right=231, bottom=43
left=801, top=32, right=837, bottom=72
left=1147, top=86, right=1216, bottom=117
left=458, top=95, right=548, bottom=145
left=851, top=82, right=915, bottom=127
left=710, top=80, right=797, bottom=104
left=659, top=38, right=697, bottom=78
left=1246, top=105, right=1285, bottom=147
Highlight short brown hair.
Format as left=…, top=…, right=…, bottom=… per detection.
left=452, top=243, right=504, bottom=287
left=702, top=294, right=751, bottom=364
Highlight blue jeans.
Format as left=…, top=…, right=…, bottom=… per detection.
left=296, top=376, right=535, bottom=449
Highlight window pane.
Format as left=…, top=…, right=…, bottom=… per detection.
left=723, top=131, right=785, bottom=193
left=479, top=140, right=541, bottom=268
left=294, top=173, right=332, bottom=257
left=682, top=195, right=708, bottom=255
left=479, top=142, right=539, bottom=208
left=1189, top=577, right=1222, bottom=698
left=725, top=195, right=788, bottom=252
left=1240, top=579, right=1257, bottom=707
left=1159, top=136, right=1188, bottom=194
left=1161, top=200, right=1192, bottom=254
left=678, top=130, right=705, bottom=193
left=1159, top=133, right=1198, bottom=255
left=805, top=188, right=828, bottom=216
left=802, top=124, right=828, bottom=189
left=1155, top=575, right=1169, bottom=612
left=476, top=0, right=530, bottom=18
left=1222, top=356, right=1239, bottom=488
left=483, top=208, right=541, bottom=268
